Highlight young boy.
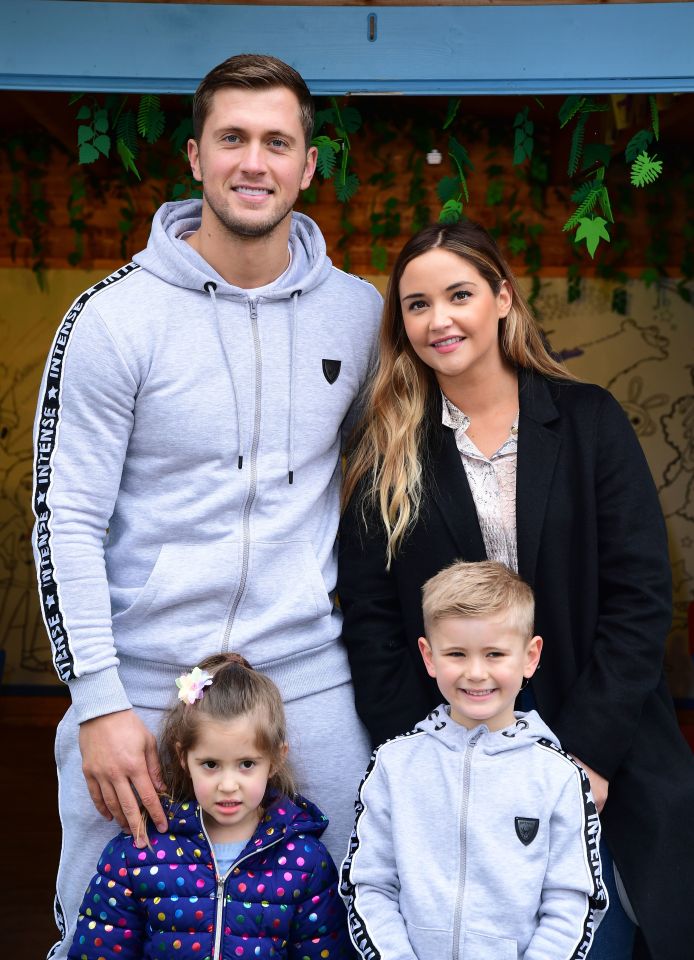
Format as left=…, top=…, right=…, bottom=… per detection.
left=341, top=561, right=608, bottom=960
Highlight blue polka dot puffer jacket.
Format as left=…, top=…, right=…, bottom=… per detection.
left=68, top=792, right=352, bottom=960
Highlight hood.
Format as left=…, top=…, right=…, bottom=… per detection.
left=164, top=791, right=328, bottom=847
left=132, top=199, right=333, bottom=298
left=416, top=705, right=560, bottom=757
left=132, top=199, right=335, bottom=483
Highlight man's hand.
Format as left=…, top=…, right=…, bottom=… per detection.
left=79, top=709, right=167, bottom=846
left=571, top=755, right=609, bottom=813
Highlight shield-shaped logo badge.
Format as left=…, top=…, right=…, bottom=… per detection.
left=322, top=359, right=341, bottom=384
left=515, top=817, right=539, bottom=846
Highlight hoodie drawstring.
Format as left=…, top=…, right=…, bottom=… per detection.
left=287, top=290, right=300, bottom=485
left=204, top=281, right=245, bottom=470
left=204, top=281, right=301, bottom=485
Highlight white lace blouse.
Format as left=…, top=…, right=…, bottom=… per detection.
left=441, top=393, right=519, bottom=573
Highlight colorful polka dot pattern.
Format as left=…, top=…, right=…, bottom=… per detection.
left=67, top=794, right=351, bottom=960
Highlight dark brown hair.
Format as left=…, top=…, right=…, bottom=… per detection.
left=192, top=53, right=314, bottom=146
left=158, top=653, right=296, bottom=804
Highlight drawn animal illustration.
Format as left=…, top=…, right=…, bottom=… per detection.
left=617, top=375, right=669, bottom=437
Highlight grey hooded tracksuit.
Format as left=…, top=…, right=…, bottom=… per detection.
left=32, top=199, right=382, bottom=957
left=341, top=708, right=608, bottom=960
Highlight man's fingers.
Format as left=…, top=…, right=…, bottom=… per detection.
left=133, top=773, right=167, bottom=835
left=97, top=779, right=131, bottom=831
left=113, top=779, right=146, bottom=839
left=144, top=734, right=165, bottom=793
left=84, top=775, right=112, bottom=823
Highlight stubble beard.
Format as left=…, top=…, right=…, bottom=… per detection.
left=203, top=186, right=298, bottom=240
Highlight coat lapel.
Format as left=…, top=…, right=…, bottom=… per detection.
left=429, top=421, right=487, bottom=561
left=516, top=371, right=562, bottom=587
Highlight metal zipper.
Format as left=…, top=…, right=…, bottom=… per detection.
left=452, top=730, right=482, bottom=960
left=221, top=298, right=262, bottom=653
left=200, top=813, right=286, bottom=960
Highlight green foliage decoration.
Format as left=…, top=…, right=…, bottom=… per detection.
left=312, top=98, right=362, bottom=203
left=630, top=152, right=663, bottom=187
left=513, top=107, right=534, bottom=165
left=575, top=216, right=611, bottom=258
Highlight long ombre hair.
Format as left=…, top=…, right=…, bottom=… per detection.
left=342, top=221, right=573, bottom=565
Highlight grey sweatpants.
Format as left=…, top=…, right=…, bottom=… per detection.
left=47, top=680, right=371, bottom=959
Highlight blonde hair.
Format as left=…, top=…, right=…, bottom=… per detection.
left=158, top=653, right=296, bottom=805
left=342, top=221, right=574, bottom=564
left=422, top=560, right=535, bottom=641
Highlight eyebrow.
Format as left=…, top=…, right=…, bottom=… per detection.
left=401, top=280, right=478, bottom=302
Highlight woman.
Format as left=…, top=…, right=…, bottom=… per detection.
left=339, top=221, right=694, bottom=960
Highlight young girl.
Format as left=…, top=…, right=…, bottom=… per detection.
left=68, top=653, right=351, bottom=960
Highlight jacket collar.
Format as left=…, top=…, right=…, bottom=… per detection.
left=428, top=369, right=562, bottom=587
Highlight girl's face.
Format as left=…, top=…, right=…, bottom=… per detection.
left=182, top=714, right=274, bottom=844
left=399, top=248, right=512, bottom=391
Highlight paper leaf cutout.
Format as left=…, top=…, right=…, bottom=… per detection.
left=443, top=97, right=461, bottom=131
left=630, top=152, right=663, bottom=187
left=559, top=95, right=586, bottom=128
left=334, top=171, right=359, bottom=203
left=78, top=142, right=99, bottom=164
left=137, top=94, right=165, bottom=145
left=117, top=138, right=141, bottom=180
left=649, top=95, right=660, bottom=141
left=575, top=216, right=610, bottom=258
left=625, top=129, right=653, bottom=164
left=436, top=176, right=460, bottom=203
left=438, top=198, right=463, bottom=224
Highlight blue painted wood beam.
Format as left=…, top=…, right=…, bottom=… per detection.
left=3, top=1, right=694, bottom=95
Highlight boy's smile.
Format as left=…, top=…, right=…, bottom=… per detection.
left=418, top=614, right=542, bottom=732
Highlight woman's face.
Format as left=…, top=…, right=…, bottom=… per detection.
left=399, top=248, right=512, bottom=391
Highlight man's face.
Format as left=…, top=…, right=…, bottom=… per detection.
left=188, top=86, right=317, bottom=240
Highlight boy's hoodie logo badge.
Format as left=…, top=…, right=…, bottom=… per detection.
left=515, top=817, right=539, bottom=846
left=322, top=359, right=341, bottom=384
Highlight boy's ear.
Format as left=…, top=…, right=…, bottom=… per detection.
left=418, top=636, right=437, bottom=678
left=524, top=635, right=543, bottom=678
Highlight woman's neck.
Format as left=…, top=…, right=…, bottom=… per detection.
left=439, top=361, right=519, bottom=420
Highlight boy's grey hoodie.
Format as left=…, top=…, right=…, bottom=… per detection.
left=341, top=707, right=608, bottom=960
left=32, top=200, right=382, bottom=721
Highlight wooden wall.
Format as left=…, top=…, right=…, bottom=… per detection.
left=1, top=91, right=691, bottom=277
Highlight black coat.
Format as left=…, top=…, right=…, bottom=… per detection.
left=339, top=369, right=694, bottom=960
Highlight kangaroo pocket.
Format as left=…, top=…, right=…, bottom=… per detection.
left=404, top=921, right=451, bottom=960
left=111, top=540, right=242, bottom=657
left=111, top=539, right=332, bottom=661
left=237, top=540, right=332, bottom=639
left=462, top=931, right=518, bottom=959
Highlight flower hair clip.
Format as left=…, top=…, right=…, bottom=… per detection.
left=176, top=666, right=213, bottom=704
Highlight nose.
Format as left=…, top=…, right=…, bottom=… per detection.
left=429, top=301, right=453, bottom=332
left=464, top=657, right=488, bottom=682
left=218, top=769, right=239, bottom=793
left=239, top=140, right=268, bottom=176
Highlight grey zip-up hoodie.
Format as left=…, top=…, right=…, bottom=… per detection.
left=32, top=200, right=382, bottom=722
left=341, top=707, right=608, bottom=960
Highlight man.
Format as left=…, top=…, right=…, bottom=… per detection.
left=33, top=53, right=381, bottom=958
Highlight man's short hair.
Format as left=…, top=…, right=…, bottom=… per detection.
left=422, top=561, right=535, bottom=641
left=192, top=53, right=315, bottom=147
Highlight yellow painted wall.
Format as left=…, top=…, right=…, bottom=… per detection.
left=1, top=268, right=693, bottom=700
